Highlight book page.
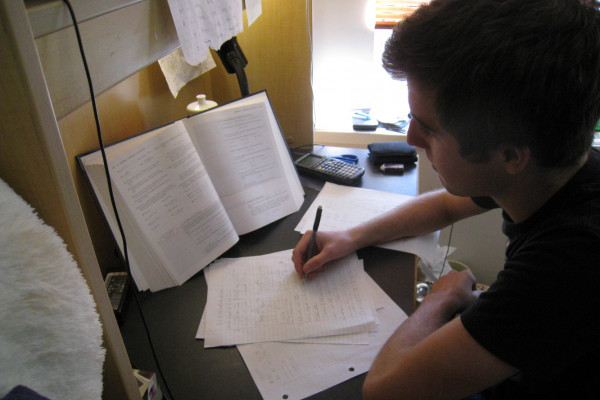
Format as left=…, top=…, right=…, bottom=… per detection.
left=82, top=162, right=162, bottom=291
left=183, top=92, right=304, bottom=234
left=81, top=122, right=239, bottom=291
left=202, top=250, right=376, bottom=347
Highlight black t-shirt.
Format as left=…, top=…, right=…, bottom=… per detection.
left=461, top=149, right=600, bottom=399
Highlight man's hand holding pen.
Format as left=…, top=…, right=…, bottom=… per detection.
left=304, top=206, right=322, bottom=280
left=292, top=207, right=360, bottom=279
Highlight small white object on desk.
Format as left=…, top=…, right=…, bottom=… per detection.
left=380, top=163, right=404, bottom=174
left=186, top=94, right=218, bottom=115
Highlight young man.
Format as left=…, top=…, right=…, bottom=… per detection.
left=292, top=0, right=600, bottom=398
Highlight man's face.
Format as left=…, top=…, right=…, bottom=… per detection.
left=406, top=79, right=505, bottom=197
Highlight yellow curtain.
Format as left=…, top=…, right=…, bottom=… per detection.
left=375, top=0, right=430, bottom=28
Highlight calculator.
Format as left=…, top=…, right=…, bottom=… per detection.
left=294, top=152, right=365, bottom=185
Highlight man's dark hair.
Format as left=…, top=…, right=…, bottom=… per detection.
left=383, top=0, right=600, bottom=167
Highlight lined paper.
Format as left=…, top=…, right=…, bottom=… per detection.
left=237, top=273, right=409, bottom=400
left=202, top=251, right=376, bottom=347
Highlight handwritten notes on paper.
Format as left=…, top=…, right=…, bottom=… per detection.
left=201, top=251, right=376, bottom=347
left=197, top=249, right=409, bottom=399
left=238, top=274, right=408, bottom=400
left=166, top=0, right=244, bottom=65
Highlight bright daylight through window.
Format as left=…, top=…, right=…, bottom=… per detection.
left=312, top=0, right=429, bottom=134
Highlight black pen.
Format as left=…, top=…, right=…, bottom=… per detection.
left=305, top=205, right=322, bottom=280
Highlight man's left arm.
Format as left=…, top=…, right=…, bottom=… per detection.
left=363, top=270, right=519, bottom=400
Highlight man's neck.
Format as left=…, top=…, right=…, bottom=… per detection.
left=494, top=153, right=588, bottom=223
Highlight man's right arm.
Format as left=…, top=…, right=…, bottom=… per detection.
left=348, top=189, right=488, bottom=250
left=292, top=189, right=488, bottom=277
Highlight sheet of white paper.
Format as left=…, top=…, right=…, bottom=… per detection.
left=295, top=182, right=439, bottom=265
left=158, top=48, right=216, bottom=98
left=197, top=253, right=376, bottom=345
left=237, top=273, right=408, bottom=400
left=198, top=307, right=372, bottom=345
left=198, top=310, right=372, bottom=345
left=282, top=264, right=379, bottom=345
left=202, top=251, right=376, bottom=347
left=245, top=0, right=262, bottom=26
left=282, top=331, right=370, bottom=345
left=166, top=0, right=243, bottom=65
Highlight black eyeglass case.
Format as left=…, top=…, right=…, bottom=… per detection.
left=368, top=141, right=418, bottom=166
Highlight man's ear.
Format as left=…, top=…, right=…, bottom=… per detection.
left=501, top=146, right=531, bottom=175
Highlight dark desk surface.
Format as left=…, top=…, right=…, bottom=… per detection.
left=120, top=145, right=418, bottom=400
left=294, top=145, right=418, bottom=196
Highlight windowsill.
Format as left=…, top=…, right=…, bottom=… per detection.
left=314, top=128, right=406, bottom=149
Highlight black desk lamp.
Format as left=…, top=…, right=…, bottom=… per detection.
left=216, top=36, right=250, bottom=97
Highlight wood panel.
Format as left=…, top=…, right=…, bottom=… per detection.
left=211, top=0, right=314, bottom=147
left=26, top=0, right=145, bottom=37
left=33, top=0, right=179, bottom=119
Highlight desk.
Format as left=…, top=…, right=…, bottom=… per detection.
left=299, top=145, right=418, bottom=196
left=120, top=146, right=418, bottom=400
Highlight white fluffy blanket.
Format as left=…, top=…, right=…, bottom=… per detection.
left=0, top=178, right=105, bottom=400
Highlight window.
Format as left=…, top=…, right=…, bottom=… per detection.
left=375, top=1, right=430, bottom=29
left=312, top=0, right=428, bottom=136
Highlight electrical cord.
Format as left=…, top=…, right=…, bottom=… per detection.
left=416, top=223, right=454, bottom=303
left=61, top=1, right=174, bottom=398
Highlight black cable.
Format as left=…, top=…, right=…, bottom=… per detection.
left=60, top=1, right=127, bottom=267
left=61, top=2, right=174, bottom=399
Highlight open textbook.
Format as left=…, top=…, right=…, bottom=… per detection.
left=78, top=92, right=304, bottom=291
